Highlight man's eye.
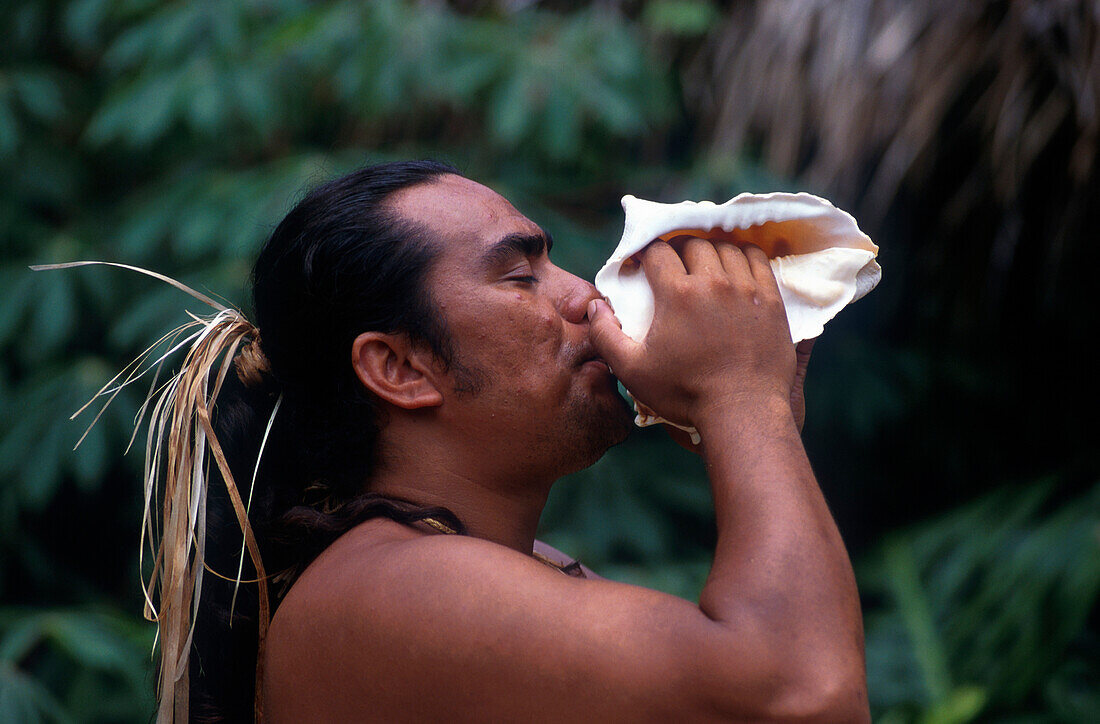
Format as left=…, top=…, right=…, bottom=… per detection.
left=508, top=275, right=539, bottom=285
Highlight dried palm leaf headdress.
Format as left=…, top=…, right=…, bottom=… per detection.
left=32, top=261, right=280, bottom=723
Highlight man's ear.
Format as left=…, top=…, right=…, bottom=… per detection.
left=351, top=332, right=444, bottom=409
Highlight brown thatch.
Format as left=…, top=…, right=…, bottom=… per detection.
left=687, top=0, right=1099, bottom=341
left=692, top=0, right=1098, bottom=215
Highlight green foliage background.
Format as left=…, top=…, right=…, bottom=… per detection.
left=1, top=1, right=1096, bottom=721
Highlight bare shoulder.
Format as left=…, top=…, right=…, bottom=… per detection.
left=263, top=518, right=714, bottom=723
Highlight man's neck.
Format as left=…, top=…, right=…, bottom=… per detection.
left=368, top=452, right=553, bottom=555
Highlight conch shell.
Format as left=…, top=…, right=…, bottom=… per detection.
left=594, top=192, right=882, bottom=442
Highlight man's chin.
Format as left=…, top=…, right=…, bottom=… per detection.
left=594, top=405, right=634, bottom=448
left=606, top=381, right=638, bottom=438
left=562, top=394, right=634, bottom=471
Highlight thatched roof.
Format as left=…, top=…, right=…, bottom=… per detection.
left=693, top=0, right=1098, bottom=217
left=687, top=0, right=1099, bottom=342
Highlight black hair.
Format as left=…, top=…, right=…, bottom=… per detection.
left=188, top=160, right=469, bottom=721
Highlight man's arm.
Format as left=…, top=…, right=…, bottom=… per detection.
left=265, top=238, right=867, bottom=722
left=588, top=237, right=867, bottom=719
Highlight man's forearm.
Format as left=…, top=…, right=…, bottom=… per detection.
left=695, top=394, right=867, bottom=718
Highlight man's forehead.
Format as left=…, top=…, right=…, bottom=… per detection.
left=389, top=174, right=542, bottom=246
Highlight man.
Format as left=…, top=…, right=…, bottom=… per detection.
left=262, top=172, right=869, bottom=721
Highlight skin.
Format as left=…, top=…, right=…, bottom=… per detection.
left=264, top=175, right=868, bottom=722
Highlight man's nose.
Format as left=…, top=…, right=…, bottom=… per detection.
left=557, top=273, right=601, bottom=326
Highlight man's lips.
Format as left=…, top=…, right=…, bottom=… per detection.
left=578, top=352, right=612, bottom=376
left=570, top=341, right=614, bottom=376
left=572, top=343, right=602, bottom=367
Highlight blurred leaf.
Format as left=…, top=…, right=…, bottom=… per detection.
left=491, top=73, right=534, bottom=146
left=0, top=270, right=34, bottom=343
left=0, top=98, right=20, bottom=158
left=0, top=663, right=73, bottom=724
left=22, top=426, right=66, bottom=511
left=1044, top=657, right=1100, bottom=721
left=27, top=272, right=77, bottom=360
left=642, top=1, right=719, bottom=37
left=42, top=613, right=140, bottom=674
left=62, top=0, right=111, bottom=50
left=12, top=71, right=66, bottom=123
left=0, top=609, right=153, bottom=723
left=918, top=686, right=986, bottom=724
left=0, top=620, right=42, bottom=663
left=90, top=71, right=180, bottom=148
left=884, top=538, right=952, bottom=702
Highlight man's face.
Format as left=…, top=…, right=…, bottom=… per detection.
left=390, top=175, right=633, bottom=478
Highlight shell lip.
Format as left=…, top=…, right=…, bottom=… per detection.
left=612, top=192, right=879, bottom=259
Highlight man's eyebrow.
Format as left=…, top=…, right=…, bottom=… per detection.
left=479, top=231, right=554, bottom=268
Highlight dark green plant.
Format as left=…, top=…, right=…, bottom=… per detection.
left=0, top=608, right=155, bottom=723
left=863, top=481, right=1100, bottom=722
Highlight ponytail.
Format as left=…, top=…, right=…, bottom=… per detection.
left=39, top=159, right=468, bottom=722
left=33, top=261, right=275, bottom=721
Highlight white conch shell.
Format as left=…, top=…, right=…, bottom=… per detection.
left=594, top=192, right=882, bottom=442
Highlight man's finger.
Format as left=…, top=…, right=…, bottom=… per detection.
left=587, top=298, right=640, bottom=376
left=680, top=236, right=723, bottom=276
left=790, top=337, right=816, bottom=433
left=795, top=337, right=816, bottom=363
left=715, top=240, right=751, bottom=278
left=742, top=244, right=782, bottom=295
left=639, top=241, right=686, bottom=292
left=794, top=338, right=815, bottom=379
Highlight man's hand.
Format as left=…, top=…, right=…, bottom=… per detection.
left=663, top=335, right=816, bottom=451
left=589, top=238, right=796, bottom=431
left=790, top=337, right=815, bottom=432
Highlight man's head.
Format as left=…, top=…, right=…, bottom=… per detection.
left=252, top=161, right=465, bottom=500
left=355, top=174, right=633, bottom=482
left=252, top=162, right=630, bottom=501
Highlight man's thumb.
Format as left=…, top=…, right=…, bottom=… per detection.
left=587, top=298, right=637, bottom=374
